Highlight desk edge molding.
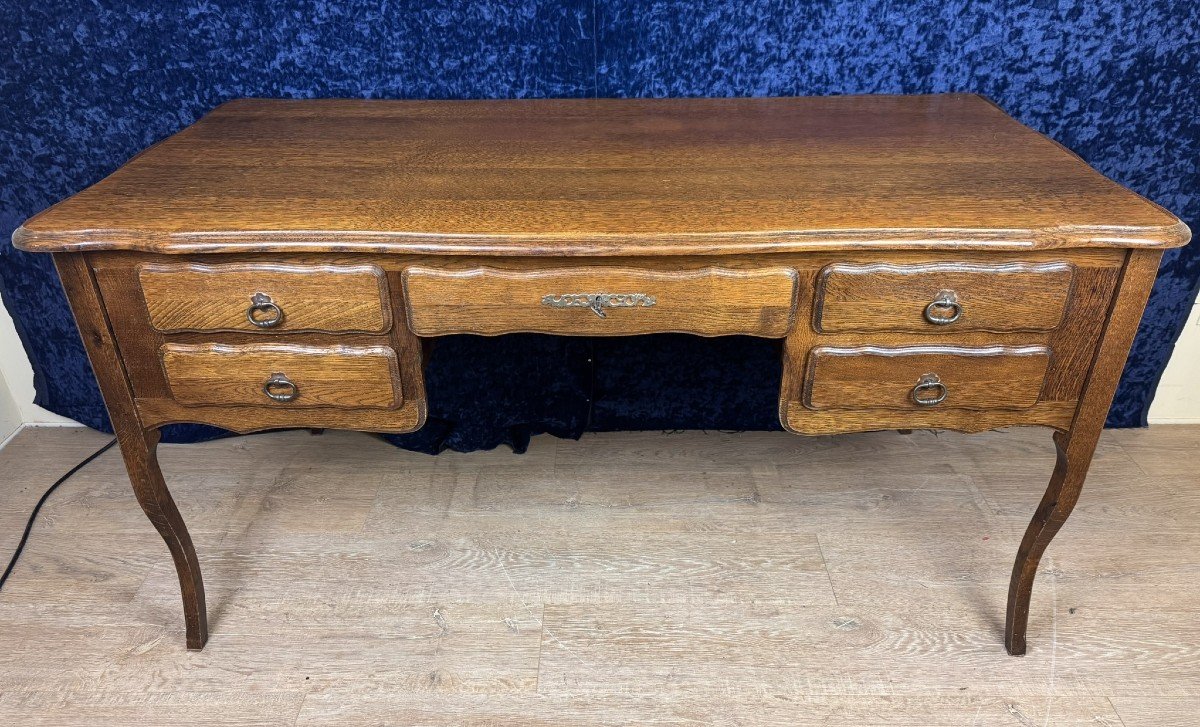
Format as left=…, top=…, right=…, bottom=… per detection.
left=12, top=221, right=1192, bottom=256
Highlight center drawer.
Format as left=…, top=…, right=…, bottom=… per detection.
left=160, top=343, right=403, bottom=409
left=402, top=266, right=798, bottom=337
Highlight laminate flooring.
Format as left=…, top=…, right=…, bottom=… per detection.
left=1, top=425, right=1197, bottom=726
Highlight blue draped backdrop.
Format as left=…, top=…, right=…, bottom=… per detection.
left=1, top=1, right=1197, bottom=453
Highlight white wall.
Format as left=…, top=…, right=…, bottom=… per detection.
left=1148, top=302, right=1200, bottom=424
left=0, top=361, right=20, bottom=444
left=0, top=300, right=76, bottom=440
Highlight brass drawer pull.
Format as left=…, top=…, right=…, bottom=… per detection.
left=911, top=373, right=947, bottom=406
left=262, top=372, right=299, bottom=402
left=923, top=289, right=962, bottom=325
left=541, top=292, right=657, bottom=318
left=246, top=292, right=284, bottom=328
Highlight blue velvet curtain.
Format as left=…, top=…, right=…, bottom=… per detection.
left=2, top=1, right=1196, bottom=453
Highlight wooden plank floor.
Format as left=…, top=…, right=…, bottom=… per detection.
left=0, top=425, right=1198, bottom=726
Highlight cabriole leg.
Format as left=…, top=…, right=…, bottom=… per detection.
left=118, top=427, right=208, bottom=649
left=1004, top=248, right=1164, bottom=655
left=53, top=253, right=208, bottom=649
left=1004, top=427, right=1098, bottom=655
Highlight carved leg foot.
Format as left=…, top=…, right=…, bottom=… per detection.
left=120, top=428, right=208, bottom=649
left=1005, top=429, right=1097, bottom=655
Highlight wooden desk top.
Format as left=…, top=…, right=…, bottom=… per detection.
left=15, top=94, right=1188, bottom=256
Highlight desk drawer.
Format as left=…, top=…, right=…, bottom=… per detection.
left=160, top=343, right=402, bottom=409
left=803, top=345, right=1051, bottom=411
left=815, top=262, right=1074, bottom=333
left=403, top=266, right=798, bottom=336
left=139, top=263, right=391, bottom=333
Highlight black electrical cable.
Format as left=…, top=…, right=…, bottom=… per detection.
left=0, top=437, right=118, bottom=590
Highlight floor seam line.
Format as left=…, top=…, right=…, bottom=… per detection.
left=816, top=533, right=840, bottom=608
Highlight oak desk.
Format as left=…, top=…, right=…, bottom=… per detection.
left=14, top=95, right=1190, bottom=655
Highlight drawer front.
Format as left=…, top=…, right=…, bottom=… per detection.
left=403, top=266, right=798, bottom=336
left=139, top=263, right=391, bottom=333
left=815, top=262, right=1074, bottom=333
left=804, top=345, right=1051, bottom=411
left=161, top=343, right=402, bottom=409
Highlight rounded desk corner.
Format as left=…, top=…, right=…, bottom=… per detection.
left=1123, top=218, right=1192, bottom=249
left=1168, top=219, right=1194, bottom=248
left=10, top=224, right=39, bottom=252
left=1113, top=218, right=1191, bottom=250
left=11, top=224, right=97, bottom=254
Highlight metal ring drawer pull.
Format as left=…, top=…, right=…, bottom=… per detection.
left=923, top=289, right=962, bottom=325
left=911, top=373, right=947, bottom=406
left=247, top=292, right=284, bottom=328
left=262, top=372, right=299, bottom=402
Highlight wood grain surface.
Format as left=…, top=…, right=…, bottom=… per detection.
left=138, top=263, right=391, bottom=333
left=160, top=343, right=403, bottom=409
left=778, top=250, right=1123, bottom=435
left=88, top=253, right=430, bottom=435
left=13, top=95, right=1189, bottom=255
left=403, top=265, right=798, bottom=336
left=803, top=345, right=1051, bottom=411
left=2, top=425, right=1200, bottom=725
left=814, top=261, right=1074, bottom=333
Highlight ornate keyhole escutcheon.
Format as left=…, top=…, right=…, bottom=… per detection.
left=541, top=292, right=657, bottom=318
